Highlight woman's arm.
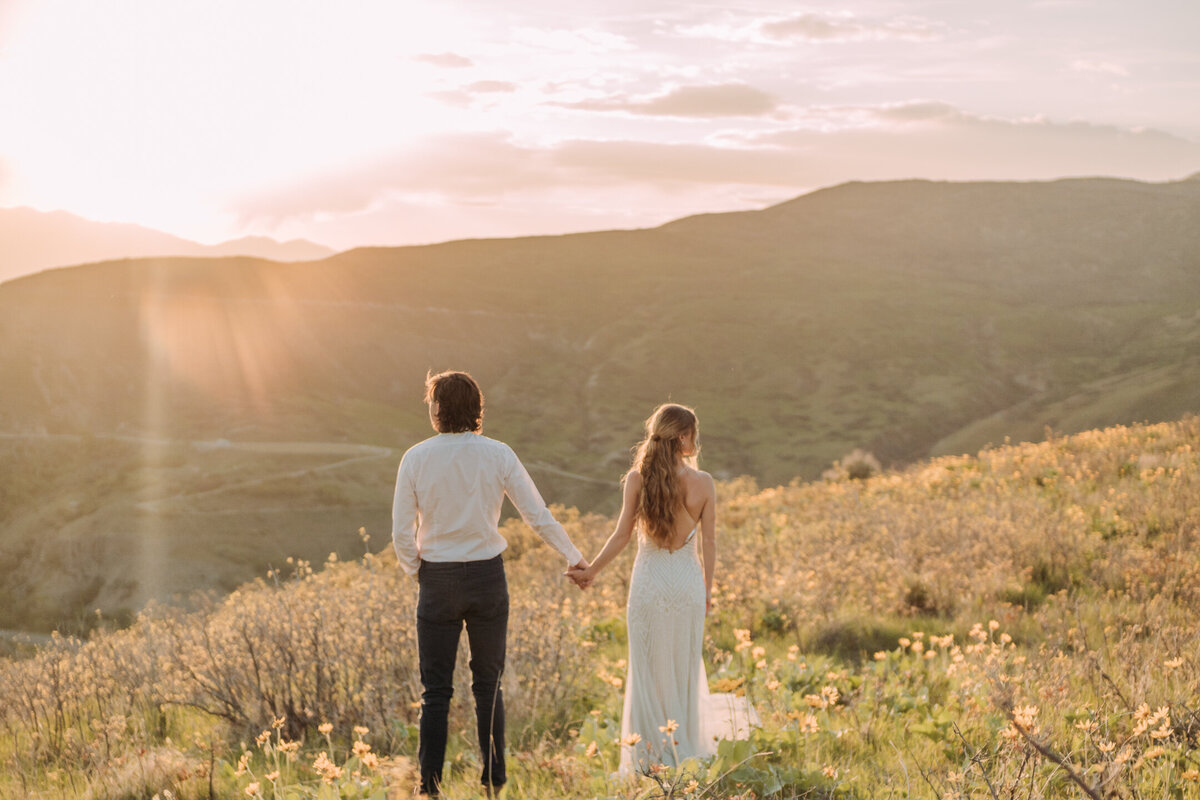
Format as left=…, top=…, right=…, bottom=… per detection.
left=698, top=472, right=717, bottom=614
left=568, top=471, right=641, bottom=586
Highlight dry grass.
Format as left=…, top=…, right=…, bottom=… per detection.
left=2, top=417, right=1198, bottom=798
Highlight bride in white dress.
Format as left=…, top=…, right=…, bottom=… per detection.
left=568, top=404, right=756, bottom=774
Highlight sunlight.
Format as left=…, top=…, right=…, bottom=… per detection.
left=137, top=264, right=316, bottom=412
left=0, top=0, right=470, bottom=239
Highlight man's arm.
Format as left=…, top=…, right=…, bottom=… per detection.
left=502, top=448, right=584, bottom=566
left=391, top=456, right=421, bottom=575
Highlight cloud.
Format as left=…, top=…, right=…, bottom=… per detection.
left=428, top=80, right=519, bottom=108
left=414, top=52, right=474, bottom=68
left=234, top=132, right=560, bottom=226
left=761, top=13, right=944, bottom=43
left=466, top=80, right=517, bottom=93
left=1070, top=59, right=1129, bottom=77
left=557, top=82, right=778, bottom=118
left=511, top=26, right=633, bottom=54
left=731, top=103, right=1200, bottom=188
left=233, top=105, right=1200, bottom=243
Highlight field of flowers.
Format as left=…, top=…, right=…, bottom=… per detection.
left=1, top=417, right=1198, bottom=799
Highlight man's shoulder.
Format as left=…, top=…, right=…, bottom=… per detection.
left=400, top=435, right=442, bottom=461
left=473, top=434, right=517, bottom=458
left=403, top=433, right=514, bottom=457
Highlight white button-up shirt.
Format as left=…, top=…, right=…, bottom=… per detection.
left=391, top=431, right=583, bottom=575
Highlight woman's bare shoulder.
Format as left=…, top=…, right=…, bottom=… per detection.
left=682, top=467, right=715, bottom=497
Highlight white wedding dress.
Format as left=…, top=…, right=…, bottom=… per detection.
left=619, top=525, right=757, bottom=775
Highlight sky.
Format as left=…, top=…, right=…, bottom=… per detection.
left=1, top=0, right=1198, bottom=250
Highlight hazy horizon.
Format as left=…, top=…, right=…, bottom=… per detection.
left=2, top=0, right=1198, bottom=251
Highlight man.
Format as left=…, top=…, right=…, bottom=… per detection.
left=392, top=370, right=588, bottom=797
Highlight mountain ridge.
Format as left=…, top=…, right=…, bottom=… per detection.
left=0, top=206, right=336, bottom=285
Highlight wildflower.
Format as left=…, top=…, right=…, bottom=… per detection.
left=585, top=741, right=598, bottom=758
left=353, top=740, right=372, bottom=758
left=873, top=651, right=887, bottom=660
left=1097, top=740, right=1115, bottom=753
left=255, top=729, right=271, bottom=747
left=751, top=646, right=766, bottom=659
left=659, top=720, right=679, bottom=734
left=318, top=722, right=333, bottom=735
left=799, top=713, right=819, bottom=734
left=988, top=620, right=1000, bottom=631
left=1182, top=769, right=1199, bottom=782
left=361, top=752, right=379, bottom=770
left=1012, top=705, right=1039, bottom=731
left=271, top=716, right=286, bottom=730
left=822, top=765, right=838, bottom=779
left=683, top=779, right=700, bottom=794
left=353, top=725, right=369, bottom=736
left=787, top=645, right=800, bottom=661
left=1142, top=746, right=1166, bottom=760
left=235, top=751, right=251, bottom=776
left=265, top=771, right=279, bottom=782
left=245, top=783, right=261, bottom=797
left=1164, top=657, right=1184, bottom=671
left=621, top=733, right=642, bottom=746
left=313, top=751, right=343, bottom=783
left=898, top=637, right=911, bottom=649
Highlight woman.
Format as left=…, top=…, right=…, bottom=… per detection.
left=568, top=403, right=755, bottom=773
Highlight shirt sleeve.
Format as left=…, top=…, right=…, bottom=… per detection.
left=391, top=453, right=421, bottom=576
left=502, top=447, right=583, bottom=566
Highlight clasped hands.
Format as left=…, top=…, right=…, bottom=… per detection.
left=565, top=558, right=595, bottom=589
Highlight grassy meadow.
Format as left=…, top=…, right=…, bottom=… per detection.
left=2, top=416, right=1198, bottom=799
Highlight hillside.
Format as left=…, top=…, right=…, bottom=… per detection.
left=0, top=206, right=335, bottom=284
left=1, top=176, right=1199, bottom=629
left=1, top=417, right=1197, bottom=798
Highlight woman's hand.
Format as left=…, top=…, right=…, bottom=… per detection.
left=565, top=559, right=595, bottom=589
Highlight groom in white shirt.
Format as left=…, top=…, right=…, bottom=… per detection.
left=393, top=370, right=588, bottom=797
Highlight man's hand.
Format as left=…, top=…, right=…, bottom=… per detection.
left=565, top=558, right=594, bottom=589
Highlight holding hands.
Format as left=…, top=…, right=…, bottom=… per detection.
left=565, top=559, right=595, bottom=589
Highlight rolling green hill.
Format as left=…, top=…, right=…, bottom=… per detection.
left=1, top=176, right=1199, bottom=630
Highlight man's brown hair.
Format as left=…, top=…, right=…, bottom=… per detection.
left=424, top=370, right=484, bottom=433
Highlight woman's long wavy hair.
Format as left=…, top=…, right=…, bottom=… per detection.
left=630, top=403, right=699, bottom=548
